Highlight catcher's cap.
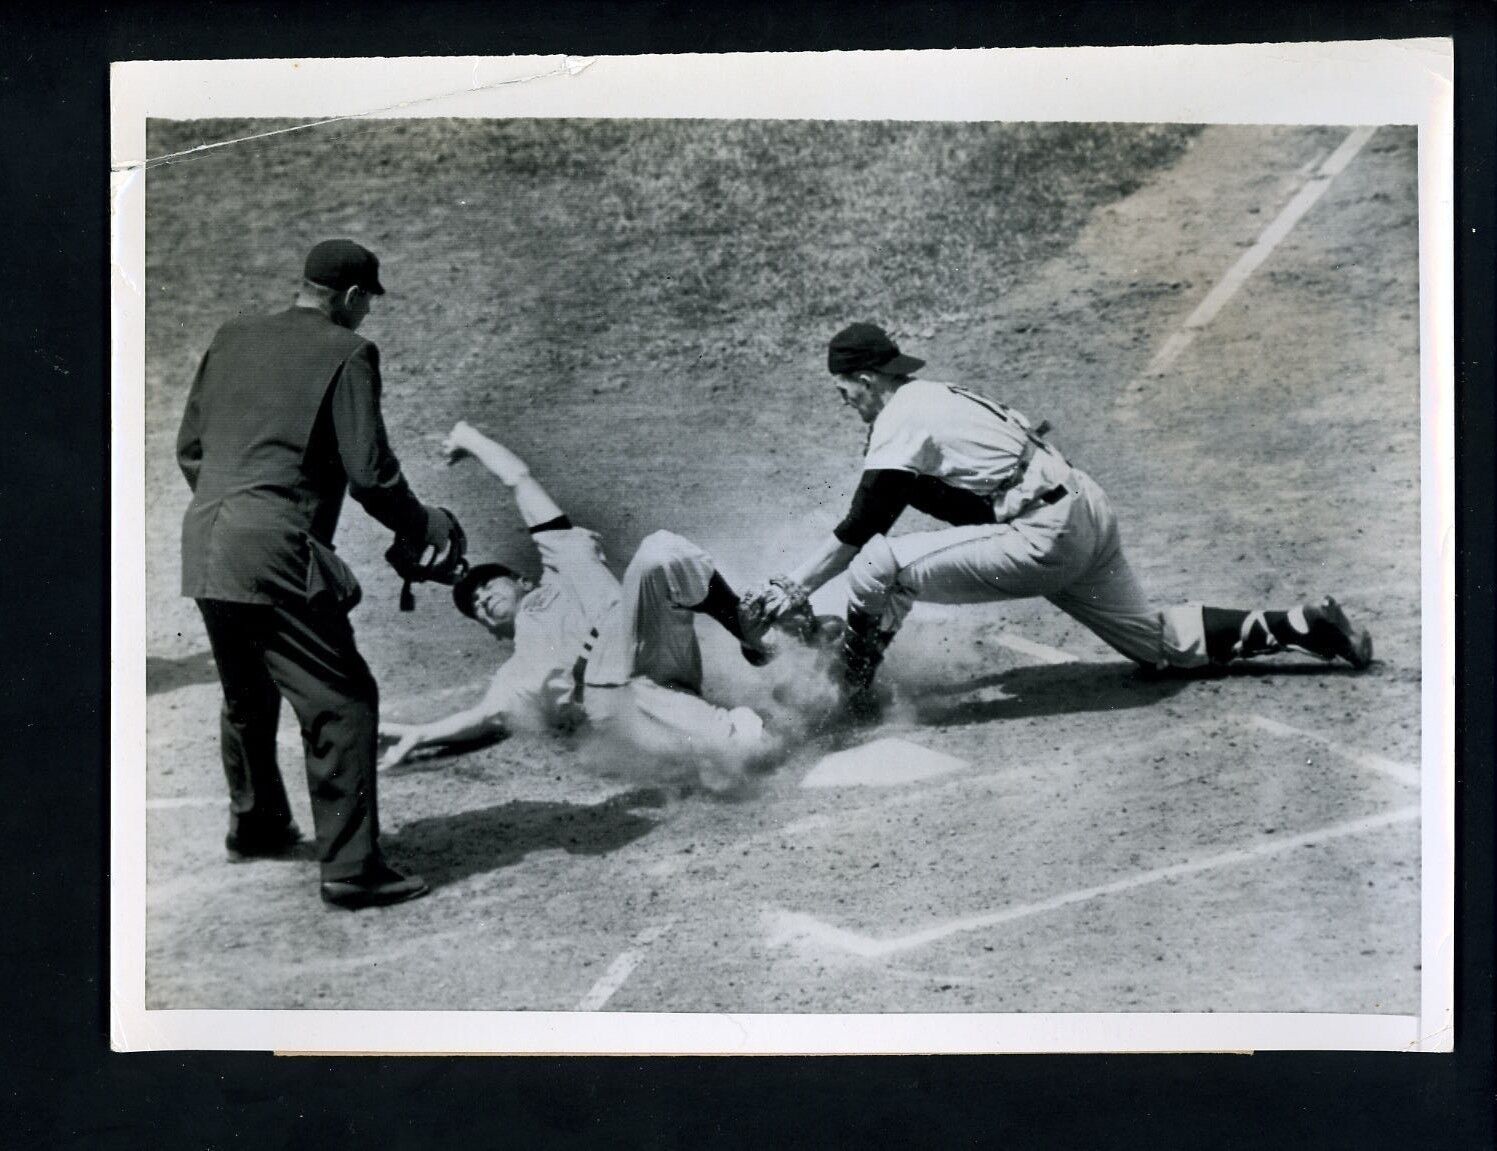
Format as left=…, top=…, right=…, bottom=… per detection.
left=827, top=323, right=925, bottom=377
left=304, top=239, right=386, bottom=295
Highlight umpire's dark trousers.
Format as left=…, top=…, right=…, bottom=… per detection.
left=196, top=598, right=381, bottom=881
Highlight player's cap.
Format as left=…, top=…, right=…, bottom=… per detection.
left=304, top=239, right=386, bottom=295
left=452, top=561, right=519, bottom=619
left=827, top=323, right=925, bottom=376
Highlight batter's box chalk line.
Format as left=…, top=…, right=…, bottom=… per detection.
left=764, top=802, right=1418, bottom=959
left=1123, top=125, right=1376, bottom=397
left=574, top=917, right=677, bottom=1012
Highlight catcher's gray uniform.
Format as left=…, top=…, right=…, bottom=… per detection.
left=843, top=379, right=1209, bottom=667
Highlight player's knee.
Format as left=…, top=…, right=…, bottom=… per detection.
left=846, top=534, right=901, bottom=612
left=635, top=530, right=699, bottom=572
left=633, top=530, right=716, bottom=607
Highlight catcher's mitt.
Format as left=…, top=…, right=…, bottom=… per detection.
left=385, top=508, right=469, bottom=611
left=739, top=575, right=814, bottom=644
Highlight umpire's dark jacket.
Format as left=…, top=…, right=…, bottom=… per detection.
left=177, top=306, right=430, bottom=604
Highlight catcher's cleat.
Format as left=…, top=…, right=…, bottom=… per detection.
left=1304, top=596, right=1374, bottom=670
left=226, top=821, right=305, bottom=863
left=740, top=642, right=774, bottom=667
left=839, top=686, right=885, bottom=726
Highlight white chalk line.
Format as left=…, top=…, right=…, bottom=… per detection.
left=1138, top=126, right=1377, bottom=381
left=1240, top=713, right=1419, bottom=789
left=146, top=795, right=224, bottom=811
left=574, top=918, right=677, bottom=1011
left=766, top=803, right=1419, bottom=959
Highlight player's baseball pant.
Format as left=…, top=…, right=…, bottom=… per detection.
left=844, top=472, right=1210, bottom=669
left=585, top=530, right=769, bottom=767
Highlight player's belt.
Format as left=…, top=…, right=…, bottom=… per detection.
left=996, top=480, right=1072, bottom=523
left=988, top=418, right=1057, bottom=503
left=569, top=627, right=600, bottom=705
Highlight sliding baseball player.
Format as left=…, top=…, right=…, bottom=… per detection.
left=746, top=323, right=1374, bottom=720
left=379, top=422, right=777, bottom=784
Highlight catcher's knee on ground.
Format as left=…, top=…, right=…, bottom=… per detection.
left=1157, top=604, right=1213, bottom=669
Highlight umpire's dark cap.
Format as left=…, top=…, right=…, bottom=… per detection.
left=304, top=239, right=386, bottom=295
left=827, top=323, right=925, bottom=376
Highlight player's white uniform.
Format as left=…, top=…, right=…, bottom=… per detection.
left=848, top=380, right=1209, bottom=668
left=476, top=526, right=766, bottom=765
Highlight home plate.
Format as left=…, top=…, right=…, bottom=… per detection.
left=801, top=737, right=969, bottom=789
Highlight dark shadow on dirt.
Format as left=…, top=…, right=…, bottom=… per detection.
left=146, top=650, right=218, bottom=695
left=381, top=787, right=667, bottom=891
left=911, top=657, right=1372, bottom=727
left=1215, top=660, right=1380, bottom=678
left=911, top=662, right=1189, bottom=726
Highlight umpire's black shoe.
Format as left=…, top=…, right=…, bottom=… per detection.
left=320, top=863, right=429, bottom=911
left=225, top=822, right=305, bottom=863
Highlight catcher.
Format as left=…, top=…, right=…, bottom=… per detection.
left=378, top=421, right=784, bottom=785
left=746, top=322, right=1375, bottom=720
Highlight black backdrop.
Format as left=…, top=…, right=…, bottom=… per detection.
left=3, top=1, right=1492, bottom=1146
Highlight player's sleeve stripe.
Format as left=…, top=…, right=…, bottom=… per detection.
left=528, top=515, right=575, bottom=534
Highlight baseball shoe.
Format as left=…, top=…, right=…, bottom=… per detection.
left=1306, top=597, right=1374, bottom=670
left=225, top=821, right=305, bottom=863
left=320, top=862, right=429, bottom=911
left=840, top=687, right=884, bottom=725
left=740, top=641, right=774, bottom=667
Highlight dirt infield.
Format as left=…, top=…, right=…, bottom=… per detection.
left=139, top=120, right=1419, bottom=1014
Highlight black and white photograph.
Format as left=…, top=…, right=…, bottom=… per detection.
left=110, top=45, right=1454, bottom=1053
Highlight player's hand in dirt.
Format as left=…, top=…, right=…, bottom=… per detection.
left=378, top=724, right=421, bottom=770
left=441, top=420, right=478, bottom=466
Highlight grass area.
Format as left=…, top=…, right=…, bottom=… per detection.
left=146, top=118, right=1197, bottom=397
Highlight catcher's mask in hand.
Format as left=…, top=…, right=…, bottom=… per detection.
left=385, top=511, right=469, bottom=611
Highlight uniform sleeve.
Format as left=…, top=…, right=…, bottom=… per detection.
left=329, top=343, right=430, bottom=539
left=906, top=474, right=998, bottom=527
left=175, top=348, right=209, bottom=492
left=863, top=398, right=941, bottom=475
left=528, top=515, right=574, bottom=534
left=476, top=663, right=523, bottom=727
left=833, top=469, right=918, bottom=547
left=533, top=526, right=610, bottom=577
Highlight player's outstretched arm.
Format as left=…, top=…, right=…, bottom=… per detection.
left=378, top=704, right=508, bottom=769
left=442, top=420, right=567, bottom=529
left=743, top=533, right=860, bottom=627
left=765, top=466, right=915, bottom=608
left=786, top=533, right=860, bottom=596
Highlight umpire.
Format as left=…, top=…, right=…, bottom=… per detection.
left=177, top=239, right=460, bottom=910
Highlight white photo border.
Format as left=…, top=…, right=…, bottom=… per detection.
left=110, top=41, right=1455, bottom=1054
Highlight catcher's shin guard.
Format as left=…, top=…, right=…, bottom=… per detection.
left=840, top=608, right=893, bottom=694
